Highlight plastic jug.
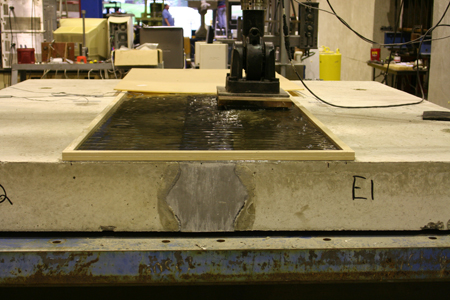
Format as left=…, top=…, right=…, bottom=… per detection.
left=319, top=46, right=341, bottom=81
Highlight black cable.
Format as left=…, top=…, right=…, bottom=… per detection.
left=280, top=0, right=292, bottom=60
left=31, top=0, right=34, bottom=50
left=289, top=0, right=297, bottom=35
left=413, top=24, right=450, bottom=100
left=281, top=1, right=425, bottom=109
left=295, top=0, right=450, bottom=48
left=270, top=0, right=281, bottom=34
left=31, top=0, right=37, bottom=56
left=290, top=0, right=297, bottom=20
left=411, top=2, right=450, bottom=100
left=12, top=6, right=20, bottom=65
left=295, top=0, right=334, bottom=16
left=325, top=0, right=449, bottom=96
left=382, top=0, right=405, bottom=85
left=8, top=86, right=119, bottom=98
left=293, top=65, right=424, bottom=109
left=285, top=0, right=450, bottom=109
left=422, top=25, right=450, bottom=42
left=301, top=51, right=315, bottom=62
left=434, top=2, right=450, bottom=25
left=325, top=0, right=376, bottom=44
left=8, top=7, right=15, bottom=66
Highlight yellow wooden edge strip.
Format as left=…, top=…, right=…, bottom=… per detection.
left=63, top=92, right=127, bottom=152
left=62, top=150, right=355, bottom=161
left=295, top=102, right=353, bottom=152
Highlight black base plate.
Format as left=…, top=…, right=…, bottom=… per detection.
left=217, top=86, right=290, bottom=102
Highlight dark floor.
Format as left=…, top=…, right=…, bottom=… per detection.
left=2, top=282, right=450, bottom=300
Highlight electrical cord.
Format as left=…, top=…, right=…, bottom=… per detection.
left=6, top=95, right=98, bottom=103
left=282, top=1, right=429, bottom=109
left=31, top=1, right=33, bottom=50
left=41, top=69, right=50, bottom=79
left=8, top=7, right=15, bottom=67
left=295, top=0, right=334, bottom=16
left=282, top=0, right=450, bottom=108
left=332, top=0, right=446, bottom=99
left=422, top=25, right=450, bottom=42
left=268, top=0, right=281, bottom=34
left=290, top=0, right=297, bottom=33
left=51, top=91, right=118, bottom=97
left=280, top=0, right=292, bottom=60
left=413, top=24, right=450, bottom=101
left=301, top=51, right=315, bottom=62
left=409, top=7, right=450, bottom=101
left=326, top=0, right=379, bottom=45
left=8, top=86, right=118, bottom=98
left=382, top=0, right=404, bottom=85
left=295, top=0, right=450, bottom=47
left=111, top=50, right=118, bottom=79
left=290, top=0, right=297, bottom=19
left=31, top=0, right=37, bottom=55
left=1, top=95, right=102, bottom=103
left=291, top=59, right=424, bottom=109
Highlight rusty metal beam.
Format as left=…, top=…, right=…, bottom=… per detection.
left=0, top=235, right=449, bottom=285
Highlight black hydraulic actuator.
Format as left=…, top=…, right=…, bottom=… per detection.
left=225, top=0, right=280, bottom=94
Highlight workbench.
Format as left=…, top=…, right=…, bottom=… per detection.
left=0, top=74, right=449, bottom=285
left=11, top=62, right=114, bottom=85
left=367, top=61, right=427, bottom=96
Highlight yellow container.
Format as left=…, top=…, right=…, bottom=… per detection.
left=319, top=47, right=341, bottom=81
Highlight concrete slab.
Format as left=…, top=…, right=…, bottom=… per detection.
left=291, top=81, right=450, bottom=163
left=0, top=79, right=121, bottom=163
left=0, top=78, right=449, bottom=232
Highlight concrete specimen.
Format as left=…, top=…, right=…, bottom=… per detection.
left=0, top=78, right=449, bottom=232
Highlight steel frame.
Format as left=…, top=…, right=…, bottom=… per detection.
left=1, top=234, right=449, bottom=285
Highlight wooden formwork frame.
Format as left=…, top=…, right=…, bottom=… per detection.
left=62, top=92, right=355, bottom=161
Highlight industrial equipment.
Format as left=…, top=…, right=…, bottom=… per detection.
left=140, top=27, right=184, bottom=69
left=217, top=0, right=290, bottom=103
left=187, top=1, right=217, bottom=39
left=41, top=42, right=76, bottom=62
left=108, top=15, right=134, bottom=50
left=53, top=18, right=109, bottom=61
left=1, top=0, right=45, bottom=68
left=136, top=0, right=164, bottom=26
left=298, top=2, right=319, bottom=49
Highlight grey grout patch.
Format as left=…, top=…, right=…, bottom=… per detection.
left=166, top=163, right=248, bottom=232
left=234, top=164, right=256, bottom=230
left=157, top=163, right=181, bottom=231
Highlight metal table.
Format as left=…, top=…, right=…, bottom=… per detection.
left=367, top=61, right=427, bottom=96
left=11, top=62, right=114, bottom=85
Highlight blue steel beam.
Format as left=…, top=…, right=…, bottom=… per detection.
left=0, top=235, right=449, bottom=285
left=80, top=0, right=103, bottom=18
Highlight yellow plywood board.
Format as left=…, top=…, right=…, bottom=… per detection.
left=114, top=68, right=302, bottom=94
left=382, top=63, right=416, bottom=71
left=114, top=49, right=162, bottom=66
